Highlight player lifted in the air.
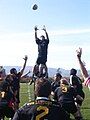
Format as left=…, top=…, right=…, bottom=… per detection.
left=32, top=25, right=49, bottom=80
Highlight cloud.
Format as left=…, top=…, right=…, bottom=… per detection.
left=49, top=28, right=90, bottom=36
left=0, top=28, right=90, bottom=40
left=0, top=29, right=90, bottom=68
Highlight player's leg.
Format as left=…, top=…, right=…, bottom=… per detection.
left=39, top=57, right=48, bottom=78
left=32, top=64, right=39, bottom=77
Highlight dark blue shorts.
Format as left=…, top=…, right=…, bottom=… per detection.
left=36, top=57, right=47, bottom=65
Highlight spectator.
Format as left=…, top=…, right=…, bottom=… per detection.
left=12, top=78, right=70, bottom=120
left=32, top=25, right=49, bottom=79
left=10, top=55, right=28, bottom=110
left=76, top=47, right=90, bottom=90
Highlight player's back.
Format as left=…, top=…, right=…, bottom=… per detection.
left=12, top=100, right=69, bottom=120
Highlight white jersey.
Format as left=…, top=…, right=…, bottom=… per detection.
left=83, top=77, right=90, bottom=90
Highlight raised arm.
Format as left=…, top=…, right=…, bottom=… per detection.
left=76, top=47, right=89, bottom=79
left=42, top=25, right=49, bottom=41
left=34, top=26, right=38, bottom=40
left=21, top=70, right=30, bottom=78
left=20, top=55, right=28, bottom=76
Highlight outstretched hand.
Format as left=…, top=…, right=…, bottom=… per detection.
left=76, top=47, right=82, bottom=58
left=42, top=25, right=46, bottom=31
left=34, top=26, right=38, bottom=31
left=23, top=55, right=28, bottom=61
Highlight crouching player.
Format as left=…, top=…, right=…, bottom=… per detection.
left=54, top=78, right=83, bottom=120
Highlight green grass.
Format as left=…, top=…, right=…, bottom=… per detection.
left=20, top=83, right=90, bottom=120
left=5, top=83, right=90, bottom=120
left=80, top=87, right=90, bottom=119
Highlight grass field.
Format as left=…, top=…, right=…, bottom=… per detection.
left=5, top=83, right=90, bottom=120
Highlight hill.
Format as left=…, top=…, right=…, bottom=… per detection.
left=3, top=66, right=82, bottom=77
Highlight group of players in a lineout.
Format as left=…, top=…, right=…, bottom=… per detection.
left=0, top=26, right=90, bottom=120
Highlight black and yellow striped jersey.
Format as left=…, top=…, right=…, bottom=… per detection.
left=12, top=100, right=70, bottom=120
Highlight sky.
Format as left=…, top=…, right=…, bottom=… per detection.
left=0, top=0, right=90, bottom=70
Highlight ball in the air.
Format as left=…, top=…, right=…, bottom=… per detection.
left=32, top=4, right=38, bottom=10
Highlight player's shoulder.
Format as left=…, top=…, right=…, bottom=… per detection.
left=18, top=101, right=35, bottom=113
left=23, top=101, right=35, bottom=107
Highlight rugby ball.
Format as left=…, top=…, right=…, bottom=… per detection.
left=32, top=4, right=38, bottom=10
